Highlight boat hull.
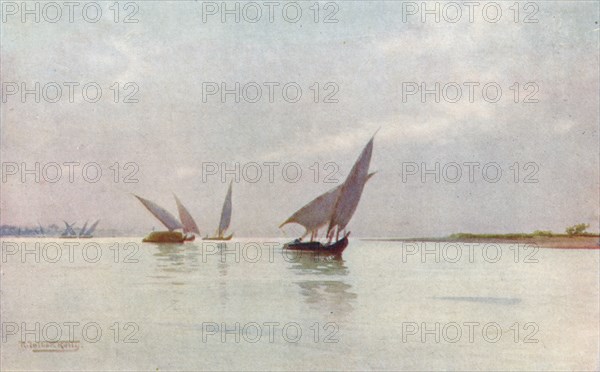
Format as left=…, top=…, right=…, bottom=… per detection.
left=142, top=231, right=185, bottom=243
left=284, top=234, right=349, bottom=255
left=202, top=234, right=233, bottom=241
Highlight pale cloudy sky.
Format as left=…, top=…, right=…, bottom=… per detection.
left=1, top=1, right=598, bottom=237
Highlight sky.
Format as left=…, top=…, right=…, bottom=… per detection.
left=1, top=1, right=599, bottom=237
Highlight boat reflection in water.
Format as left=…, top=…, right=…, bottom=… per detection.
left=288, top=252, right=357, bottom=317
left=151, top=243, right=200, bottom=277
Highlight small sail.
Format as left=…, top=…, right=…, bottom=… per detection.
left=134, top=195, right=183, bottom=231
left=63, top=221, right=77, bottom=236
left=280, top=172, right=376, bottom=235
left=85, top=220, right=100, bottom=236
left=174, top=194, right=200, bottom=234
left=217, top=182, right=233, bottom=236
left=79, top=221, right=89, bottom=237
left=328, top=136, right=375, bottom=234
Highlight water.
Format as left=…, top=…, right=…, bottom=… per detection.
left=1, top=238, right=599, bottom=370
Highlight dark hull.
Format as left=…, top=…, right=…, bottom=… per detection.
left=284, top=234, right=349, bottom=255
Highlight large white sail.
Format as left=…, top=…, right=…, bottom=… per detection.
left=217, top=182, right=233, bottom=236
left=85, top=220, right=100, bottom=236
left=280, top=172, right=376, bottom=235
left=328, top=136, right=375, bottom=234
left=134, top=195, right=183, bottom=231
left=174, top=194, right=200, bottom=234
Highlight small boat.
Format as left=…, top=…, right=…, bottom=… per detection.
left=59, top=221, right=77, bottom=239
left=37, top=222, right=46, bottom=237
left=203, top=181, right=234, bottom=241
left=79, top=220, right=100, bottom=238
left=280, top=133, right=376, bottom=254
left=174, top=194, right=200, bottom=242
left=134, top=195, right=186, bottom=243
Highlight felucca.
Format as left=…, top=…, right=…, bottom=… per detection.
left=203, top=181, right=234, bottom=241
left=279, top=134, right=376, bottom=254
left=134, top=195, right=186, bottom=243
left=79, top=220, right=100, bottom=238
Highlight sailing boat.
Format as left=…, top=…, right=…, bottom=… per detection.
left=203, top=181, right=234, bottom=241
left=280, top=134, right=376, bottom=254
left=60, top=221, right=77, bottom=238
left=37, top=222, right=45, bottom=237
left=174, top=194, right=200, bottom=241
left=78, top=221, right=89, bottom=238
left=79, top=220, right=100, bottom=238
left=134, top=195, right=186, bottom=243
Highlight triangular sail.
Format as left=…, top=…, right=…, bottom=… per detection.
left=63, top=221, right=76, bottom=236
left=79, top=221, right=89, bottom=237
left=134, top=195, right=183, bottom=231
left=174, top=194, right=200, bottom=234
left=328, top=136, right=375, bottom=234
left=85, top=220, right=100, bottom=236
left=280, top=172, right=376, bottom=235
left=218, top=182, right=233, bottom=236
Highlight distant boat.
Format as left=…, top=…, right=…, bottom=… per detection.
left=174, top=194, right=200, bottom=241
left=203, top=181, right=234, bottom=241
left=37, top=222, right=45, bottom=237
left=280, top=134, right=376, bottom=254
left=134, top=195, right=186, bottom=243
left=79, top=220, right=100, bottom=238
left=78, top=221, right=89, bottom=238
left=60, top=221, right=77, bottom=239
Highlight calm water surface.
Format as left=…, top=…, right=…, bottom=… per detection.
left=1, top=238, right=598, bottom=370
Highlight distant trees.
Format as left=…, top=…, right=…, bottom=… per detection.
left=565, top=223, right=590, bottom=236
left=532, top=230, right=553, bottom=237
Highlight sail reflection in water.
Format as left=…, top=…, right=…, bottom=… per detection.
left=289, top=253, right=357, bottom=317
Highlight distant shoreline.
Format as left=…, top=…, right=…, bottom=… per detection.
left=361, top=234, right=600, bottom=249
